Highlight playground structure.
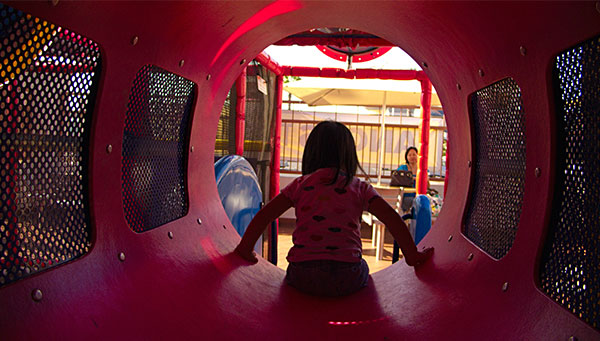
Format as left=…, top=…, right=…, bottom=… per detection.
left=0, top=1, right=599, bottom=339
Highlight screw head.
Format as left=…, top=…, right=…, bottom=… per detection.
left=118, top=252, right=126, bottom=262
left=422, top=61, right=428, bottom=69
left=448, top=235, right=453, bottom=242
left=106, top=144, right=112, bottom=154
left=131, top=36, right=139, bottom=46
left=168, top=231, right=173, bottom=239
left=520, top=46, right=527, bottom=56
left=240, top=59, right=246, bottom=65
left=456, top=83, right=461, bottom=91
left=502, top=282, right=509, bottom=292
left=478, top=69, right=485, bottom=77
left=223, top=225, right=227, bottom=229
left=468, top=160, right=472, bottom=168
left=179, top=59, right=185, bottom=67
left=206, top=74, right=211, bottom=80
left=569, top=336, right=578, bottom=341
left=190, top=146, right=194, bottom=153
left=32, top=289, right=43, bottom=301
left=535, top=167, right=541, bottom=178
left=197, top=218, right=202, bottom=225
left=468, top=253, right=474, bottom=261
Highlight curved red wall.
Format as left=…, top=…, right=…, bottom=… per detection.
left=0, top=1, right=598, bottom=339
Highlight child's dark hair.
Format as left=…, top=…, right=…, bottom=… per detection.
left=302, top=121, right=365, bottom=187
left=405, top=146, right=418, bottom=165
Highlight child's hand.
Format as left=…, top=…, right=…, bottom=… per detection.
left=234, top=245, right=259, bottom=264
left=407, top=247, right=434, bottom=267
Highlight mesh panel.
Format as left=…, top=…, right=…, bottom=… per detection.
left=214, top=91, right=233, bottom=158
left=540, top=36, right=600, bottom=330
left=464, top=78, right=525, bottom=259
left=122, top=65, right=194, bottom=233
left=0, top=4, right=100, bottom=287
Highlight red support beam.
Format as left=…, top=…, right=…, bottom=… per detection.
left=235, top=68, right=247, bottom=155
left=417, top=78, right=432, bottom=194
left=267, top=75, right=284, bottom=263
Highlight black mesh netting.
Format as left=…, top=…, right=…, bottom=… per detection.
left=122, top=65, right=195, bottom=233
left=0, top=4, right=100, bottom=287
left=540, top=36, right=600, bottom=330
left=214, top=63, right=276, bottom=199
left=464, top=78, right=526, bottom=259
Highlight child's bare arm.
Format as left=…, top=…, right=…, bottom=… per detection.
left=234, top=193, right=293, bottom=263
left=367, top=196, right=433, bottom=267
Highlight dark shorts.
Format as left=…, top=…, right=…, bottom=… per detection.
left=285, top=259, right=369, bottom=297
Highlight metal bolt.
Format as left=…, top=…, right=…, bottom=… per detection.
left=468, top=160, right=472, bottom=168
left=456, top=83, right=461, bottom=91
left=179, top=59, right=185, bottom=67
left=106, top=144, right=112, bottom=154
left=50, top=0, right=59, bottom=6
left=535, top=167, right=541, bottom=178
left=478, top=69, right=485, bottom=77
left=448, top=235, right=453, bottom=242
left=240, top=59, right=246, bottom=65
left=168, top=231, right=173, bottom=239
left=131, top=36, right=139, bottom=46
left=223, top=225, right=227, bottom=229
left=206, top=74, right=211, bottom=80
left=520, top=46, right=527, bottom=56
left=197, top=218, right=202, bottom=225
left=190, top=146, right=194, bottom=153
left=32, top=289, right=43, bottom=302
left=468, top=253, right=474, bottom=261
left=422, top=62, right=428, bottom=69
left=502, top=282, right=509, bottom=292
left=118, top=252, right=126, bottom=262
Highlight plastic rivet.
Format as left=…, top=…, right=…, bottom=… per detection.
left=520, top=46, right=527, bottom=56
left=448, top=235, right=453, bottom=242
left=468, top=160, right=472, bottom=168
left=223, top=225, right=227, bottom=229
left=468, top=253, right=474, bottom=261
left=206, top=74, right=211, bottom=80
left=190, top=146, right=194, bottom=153
left=240, top=59, right=246, bottom=65
left=502, top=282, right=509, bottom=292
left=168, top=231, right=173, bottom=239
left=131, top=36, right=139, bottom=46
left=106, top=144, right=112, bottom=154
left=478, top=69, right=485, bottom=77
left=32, top=289, right=43, bottom=302
left=118, top=252, right=126, bottom=262
left=456, top=83, right=461, bottom=91
left=179, top=60, right=185, bottom=67
left=535, top=167, right=541, bottom=178
left=197, top=218, right=202, bottom=225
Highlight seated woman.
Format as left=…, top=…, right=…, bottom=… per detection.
left=396, top=147, right=420, bottom=212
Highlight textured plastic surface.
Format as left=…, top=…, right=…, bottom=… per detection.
left=410, top=194, right=432, bottom=245
left=215, top=155, right=262, bottom=254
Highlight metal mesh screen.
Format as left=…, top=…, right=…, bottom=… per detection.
left=540, top=36, right=600, bottom=330
left=214, top=91, right=233, bottom=158
left=0, top=4, right=100, bottom=287
left=122, top=65, right=194, bottom=233
left=464, top=78, right=526, bottom=259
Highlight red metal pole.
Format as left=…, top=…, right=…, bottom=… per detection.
left=417, top=78, right=432, bottom=194
left=444, top=139, right=449, bottom=199
left=267, top=75, right=283, bottom=263
left=235, top=68, right=247, bottom=155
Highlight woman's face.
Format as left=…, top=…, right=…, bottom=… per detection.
left=407, top=149, right=419, bottom=164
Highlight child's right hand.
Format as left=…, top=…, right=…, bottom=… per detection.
left=407, top=247, right=434, bottom=267
left=234, top=244, right=259, bottom=264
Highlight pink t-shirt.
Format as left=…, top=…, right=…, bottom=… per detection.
left=281, top=168, right=380, bottom=263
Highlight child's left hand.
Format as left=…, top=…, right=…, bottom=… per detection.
left=234, top=245, right=259, bottom=264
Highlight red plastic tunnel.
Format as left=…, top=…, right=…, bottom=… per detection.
left=1, top=1, right=599, bottom=339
